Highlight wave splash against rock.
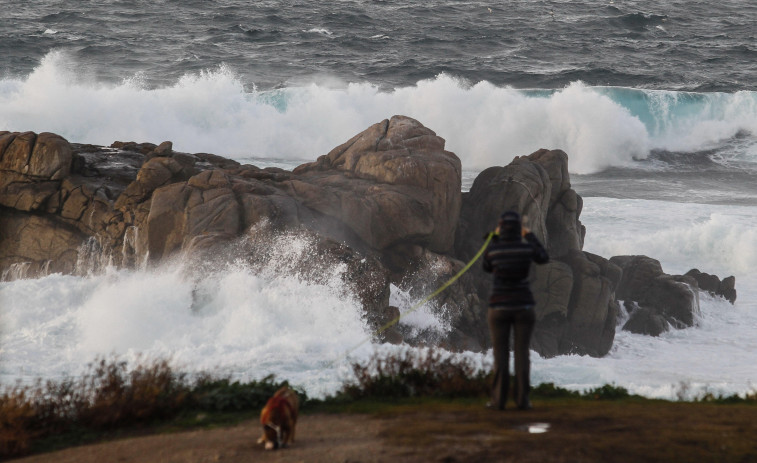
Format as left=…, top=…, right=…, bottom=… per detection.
left=0, top=116, right=736, bottom=356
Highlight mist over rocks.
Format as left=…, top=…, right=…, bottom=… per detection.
left=0, top=117, right=737, bottom=357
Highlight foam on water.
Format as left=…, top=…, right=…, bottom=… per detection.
left=580, top=198, right=757, bottom=277
left=534, top=292, right=757, bottom=400
left=390, top=284, right=451, bottom=339
left=2, top=52, right=755, bottom=174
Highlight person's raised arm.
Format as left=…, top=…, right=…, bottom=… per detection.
left=523, top=228, right=549, bottom=264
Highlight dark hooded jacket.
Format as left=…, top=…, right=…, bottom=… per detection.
left=483, top=231, right=549, bottom=308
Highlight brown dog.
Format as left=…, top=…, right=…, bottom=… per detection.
left=257, top=386, right=299, bottom=450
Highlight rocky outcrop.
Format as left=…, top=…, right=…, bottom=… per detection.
left=0, top=131, right=84, bottom=275
left=0, top=117, right=460, bottom=348
left=685, top=269, right=737, bottom=304
left=0, top=209, right=85, bottom=278
left=0, top=132, right=72, bottom=212
left=0, top=117, right=735, bottom=356
left=293, top=116, right=462, bottom=259
left=454, top=149, right=619, bottom=357
left=610, top=256, right=701, bottom=336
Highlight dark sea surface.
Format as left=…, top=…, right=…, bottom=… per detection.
left=1, top=0, right=757, bottom=399
left=2, top=0, right=755, bottom=91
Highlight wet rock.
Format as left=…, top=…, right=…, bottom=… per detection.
left=0, top=132, right=72, bottom=211
left=0, top=208, right=85, bottom=278
left=611, top=255, right=701, bottom=335
left=622, top=302, right=668, bottom=336
left=685, top=268, right=737, bottom=303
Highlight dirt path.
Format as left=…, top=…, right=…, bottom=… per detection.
left=11, top=414, right=404, bottom=463
left=10, top=400, right=757, bottom=463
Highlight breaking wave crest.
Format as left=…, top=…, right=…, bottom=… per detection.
left=1, top=51, right=754, bottom=174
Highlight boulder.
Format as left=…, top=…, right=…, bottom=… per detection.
left=622, top=303, right=668, bottom=336
left=294, top=115, right=462, bottom=256
left=456, top=160, right=551, bottom=262
left=142, top=170, right=242, bottom=262
left=0, top=132, right=72, bottom=211
left=0, top=132, right=71, bottom=179
left=115, top=156, right=195, bottom=209
left=685, top=269, right=737, bottom=303
left=0, top=207, right=86, bottom=278
left=528, top=149, right=585, bottom=258
left=558, top=250, right=621, bottom=356
left=611, top=255, right=701, bottom=334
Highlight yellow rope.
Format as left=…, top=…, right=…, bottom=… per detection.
left=331, top=231, right=495, bottom=364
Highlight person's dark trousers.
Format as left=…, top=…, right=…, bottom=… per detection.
left=488, top=307, right=536, bottom=410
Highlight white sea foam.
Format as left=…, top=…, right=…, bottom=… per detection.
left=304, top=28, right=333, bottom=36
left=389, top=284, right=451, bottom=337
left=0, top=237, right=376, bottom=397
left=580, top=198, right=757, bottom=276
left=2, top=51, right=754, bottom=174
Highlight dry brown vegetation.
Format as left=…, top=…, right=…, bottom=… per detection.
left=0, top=357, right=290, bottom=460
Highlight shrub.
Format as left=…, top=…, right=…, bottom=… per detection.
left=0, top=387, right=39, bottom=456
left=0, top=357, right=305, bottom=459
left=338, top=348, right=490, bottom=400
left=531, top=382, right=580, bottom=399
left=585, top=384, right=631, bottom=400
left=73, top=357, right=191, bottom=428
left=190, top=374, right=303, bottom=412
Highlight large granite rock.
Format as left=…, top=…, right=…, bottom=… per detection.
left=529, top=149, right=585, bottom=258
left=0, top=208, right=85, bottom=278
left=0, top=131, right=72, bottom=212
left=0, top=118, right=462, bottom=345
left=454, top=149, right=617, bottom=357
left=293, top=115, right=462, bottom=258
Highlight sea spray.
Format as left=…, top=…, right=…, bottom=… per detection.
left=389, top=283, right=452, bottom=342
left=0, top=227, right=457, bottom=398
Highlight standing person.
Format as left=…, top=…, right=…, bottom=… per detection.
left=483, top=211, right=549, bottom=410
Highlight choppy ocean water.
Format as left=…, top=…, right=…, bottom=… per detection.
left=1, top=0, right=756, bottom=399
